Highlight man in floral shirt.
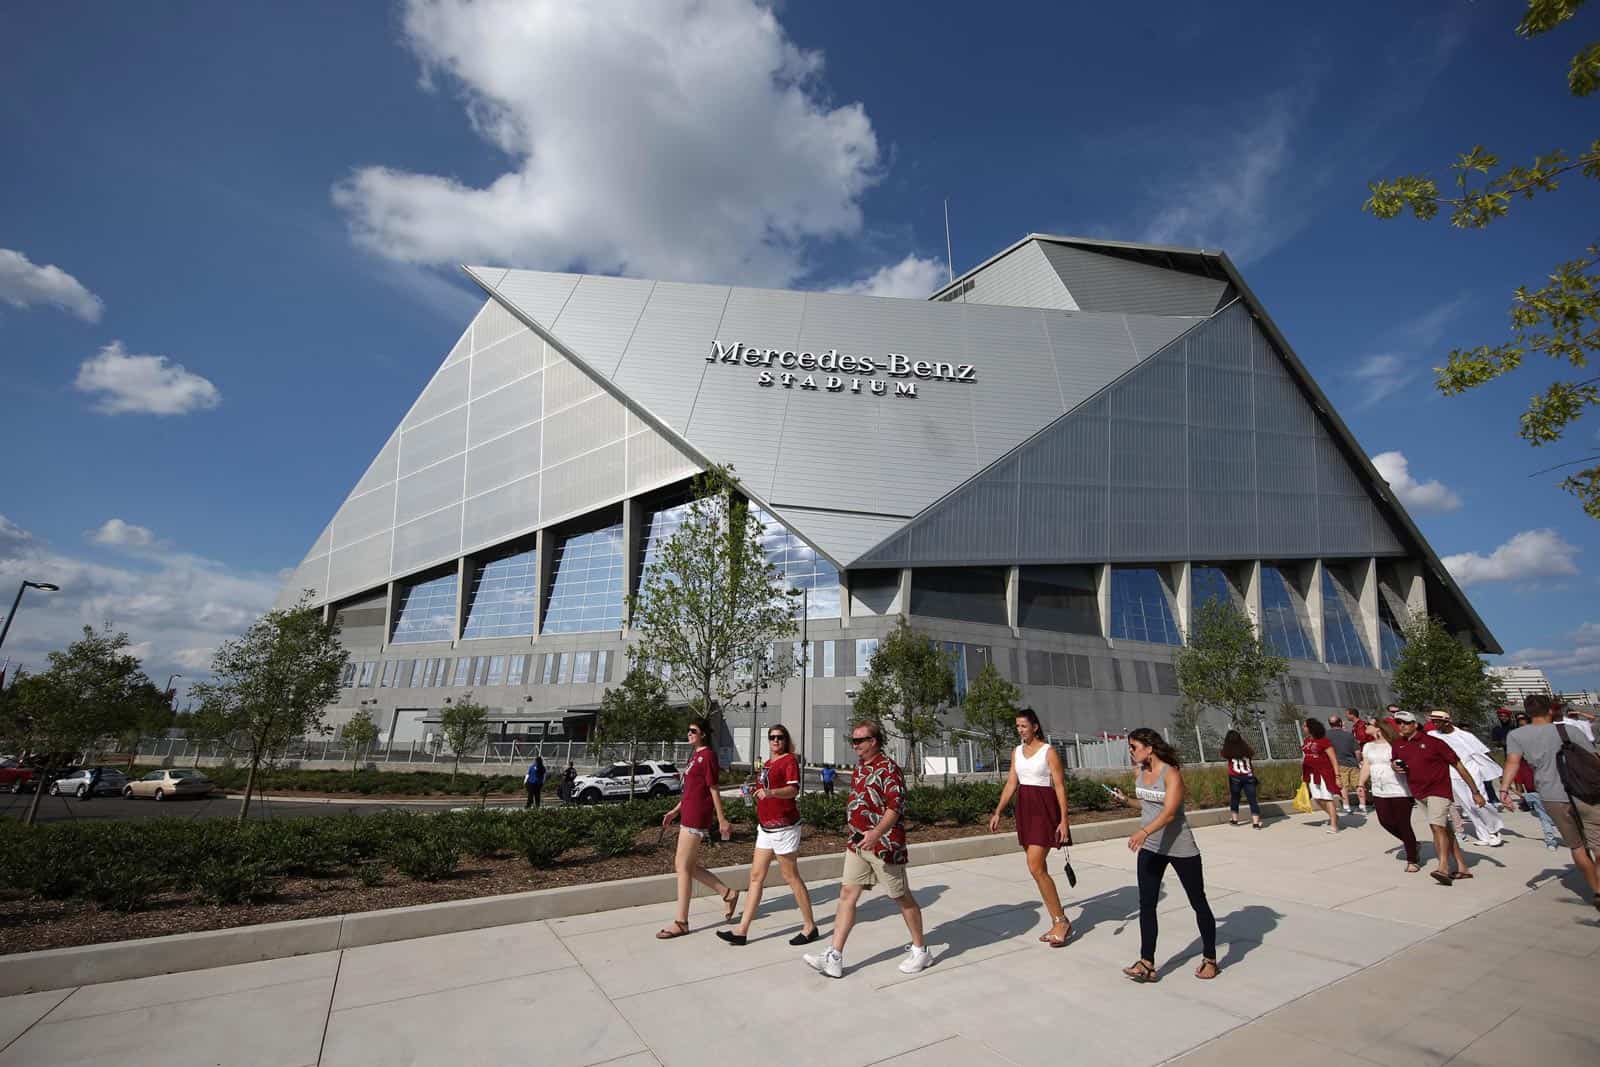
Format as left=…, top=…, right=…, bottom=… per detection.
left=803, top=719, right=930, bottom=979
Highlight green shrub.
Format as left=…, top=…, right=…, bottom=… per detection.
left=1066, top=776, right=1120, bottom=812
left=941, top=783, right=994, bottom=825
left=584, top=810, right=640, bottom=859
left=797, top=791, right=847, bottom=832
left=353, top=862, right=384, bottom=887
left=194, top=857, right=278, bottom=905
left=386, top=827, right=461, bottom=882
left=448, top=809, right=516, bottom=858
left=520, top=818, right=577, bottom=867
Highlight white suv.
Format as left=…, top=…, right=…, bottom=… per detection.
left=570, top=761, right=683, bottom=804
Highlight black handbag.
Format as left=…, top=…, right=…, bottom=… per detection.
left=1060, top=827, right=1076, bottom=887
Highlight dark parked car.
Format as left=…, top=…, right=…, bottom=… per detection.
left=50, top=767, right=130, bottom=798
left=0, top=758, right=35, bottom=794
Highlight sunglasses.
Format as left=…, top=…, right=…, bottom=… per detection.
left=767, top=734, right=785, bottom=741
left=849, top=735, right=874, bottom=745
left=687, top=727, right=701, bottom=736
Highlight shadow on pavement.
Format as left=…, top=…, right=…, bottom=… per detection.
left=1156, top=902, right=1285, bottom=978
left=1064, top=884, right=1141, bottom=942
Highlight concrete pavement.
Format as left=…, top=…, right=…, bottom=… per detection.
left=1, top=804, right=1593, bottom=1066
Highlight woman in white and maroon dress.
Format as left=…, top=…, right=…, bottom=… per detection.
left=989, top=708, right=1074, bottom=946
left=657, top=716, right=738, bottom=939
left=718, top=723, right=820, bottom=946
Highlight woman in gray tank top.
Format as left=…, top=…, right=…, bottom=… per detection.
left=1122, top=728, right=1218, bottom=983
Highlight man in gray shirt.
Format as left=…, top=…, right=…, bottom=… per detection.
left=1501, top=694, right=1600, bottom=912
left=1326, top=714, right=1363, bottom=814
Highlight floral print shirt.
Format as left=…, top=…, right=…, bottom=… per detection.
left=846, top=751, right=908, bottom=865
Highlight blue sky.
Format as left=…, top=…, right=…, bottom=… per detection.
left=3, top=0, right=1598, bottom=695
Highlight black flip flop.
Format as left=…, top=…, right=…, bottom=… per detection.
left=1430, top=870, right=1453, bottom=887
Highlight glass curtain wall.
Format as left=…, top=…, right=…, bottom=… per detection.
left=543, top=521, right=625, bottom=633
left=1321, top=566, right=1373, bottom=668
left=1259, top=565, right=1315, bottom=660
left=390, top=572, right=459, bottom=644
left=636, top=499, right=694, bottom=594
left=462, top=547, right=538, bottom=639
left=1191, top=565, right=1242, bottom=614
left=1017, top=565, right=1100, bottom=635
left=1109, top=566, right=1181, bottom=645
left=754, top=506, right=840, bottom=618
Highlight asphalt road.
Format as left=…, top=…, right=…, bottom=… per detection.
left=0, top=792, right=541, bottom=823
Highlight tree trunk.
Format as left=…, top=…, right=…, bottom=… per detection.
left=22, top=763, right=47, bottom=826
left=238, top=755, right=260, bottom=824
left=628, top=740, right=637, bottom=802
left=452, top=752, right=461, bottom=783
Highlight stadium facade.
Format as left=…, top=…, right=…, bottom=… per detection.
left=277, top=234, right=1499, bottom=763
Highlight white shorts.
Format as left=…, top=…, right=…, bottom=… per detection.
left=755, top=823, right=802, bottom=855
left=1307, top=778, right=1336, bottom=803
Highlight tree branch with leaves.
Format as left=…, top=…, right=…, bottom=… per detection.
left=594, top=664, right=678, bottom=800
left=1175, top=598, right=1288, bottom=733
left=851, top=619, right=956, bottom=785
left=960, top=661, right=1022, bottom=779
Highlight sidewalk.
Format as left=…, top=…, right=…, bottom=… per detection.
left=1, top=805, right=1593, bottom=1066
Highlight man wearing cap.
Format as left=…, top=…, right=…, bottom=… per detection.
left=1392, top=710, right=1484, bottom=885
left=1500, top=695, right=1600, bottom=912
left=1429, top=710, right=1504, bottom=847
left=1326, top=713, right=1365, bottom=814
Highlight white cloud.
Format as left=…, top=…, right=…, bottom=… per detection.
left=1370, top=451, right=1462, bottom=513
left=1505, top=622, right=1600, bottom=684
left=1348, top=296, right=1467, bottom=407
left=1136, top=97, right=1298, bottom=263
left=0, top=248, right=104, bottom=322
left=1351, top=354, right=1416, bottom=407
left=0, top=513, right=279, bottom=695
left=1442, top=529, right=1581, bottom=586
left=835, top=255, right=948, bottom=299
left=87, top=518, right=156, bottom=548
left=73, top=341, right=222, bottom=416
left=332, top=0, right=882, bottom=288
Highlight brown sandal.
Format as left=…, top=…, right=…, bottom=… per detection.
left=1041, top=917, right=1073, bottom=947
left=656, top=920, right=690, bottom=940
left=722, top=887, right=740, bottom=922
left=1451, top=871, right=1474, bottom=880
left=1195, top=957, right=1219, bottom=980
left=1122, top=959, right=1159, bottom=983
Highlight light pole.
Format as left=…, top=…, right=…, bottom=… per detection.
left=786, top=586, right=808, bottom=791
left=0, top=580, right=60, bottom=651
left=164, top=674, right=182, bottom=702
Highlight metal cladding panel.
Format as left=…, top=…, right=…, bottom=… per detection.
left=548, top=276, right=656, bottom=377
left=467, top=372, right=542, bottom=449
left=1258, top=491, right=1320, bottom=555
left=1041, top=312, right=1140, bottom=403
left=684, top=287, right=806, bottom=497
left=1123, top=314, right=1203, bottom=360
left=332, top=484, right=395, bottom=549
left=395, top=454, right=465, bottom=526
left=541, top=439, right=626, bottom=525
left=1190, top=490, right=1257, bottom=558
left=874, top=381, right=977, bottom=516
left=610, top=281, right=729, bottom=435
left=773, top=508, right=905, bottom=566
left=403, top=360, right=471, bottom=430
left=397, top=406, right=467, bottom=478
left=276, top=553, right=328, bottom=609
left=353, top=432, right=400, bottom=496
left=470, top=331, right=541, bottom=399
left=959, top=240, right=1078, bottom=310
left=471, top=298, right=529, bottom=353
left=1372, top=507, right=1405, bottom=554
left=463, top=473, right=540, bottom=555
left=963, top=304, right=1063, bottom=459
left=1321, top=494, right=1374, bottom=554
left=1110, top=349, right=1185, bottom=422
left=625, top=429, right=699, bottom=495
left=308, top=522, right=332, bottom=558
left=1184, top=302, right=1252, bottom=368
left=1038, top=241, right=1231, bottom=316
left=1187, top=364, right=1253, bottom=429
left=327, top=531, right=392, bottom=600
left=1018, top=483, right=1107, bottom=558
left=1315, top=435, right=1366, bottom=497
left=391, top=504, right=462, bottom=575
left=771, top=388, right=887, bottom=515
left=479, top=268, right=581, bottom=327
left=543, top=354, right=604, bottom=411
left=465, top=422, right=540, bottom=498
left=542, top=393, right=626, bottom=469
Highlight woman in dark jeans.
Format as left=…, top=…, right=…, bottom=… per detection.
left=1221, top=730, right=1262, bottom=828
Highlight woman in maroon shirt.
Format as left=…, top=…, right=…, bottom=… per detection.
left=718, top=723, right=820, bottom=947
left=1301, top=718, right=1342, bottom=834
left=657, top=716, right=738, bottom=939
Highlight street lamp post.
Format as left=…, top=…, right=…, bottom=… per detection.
left=787, top=586, right=808, bottom=792
left=0, top=580, right=60, bottom=652
left=164, top=674, right=182, bottom=702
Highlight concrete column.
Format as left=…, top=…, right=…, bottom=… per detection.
left=1096, top=563, right=1112, bottom=640
left=893, top=568, right=912, bottom=616
left=533, top=528, right=552, bottom=639
left=1303, top=560, right=1326, bottom=663
left=621, top=498, right=641, bottom=633
left=382, top=580, right=398, bottom=651
left=838, top=571, right=852, bottom=629
left=1357, top=557, right=1381, bottom=665
left=1172, top=562, right=1192, bottom=643
left=454, top=556, right=470, bottom=643
left=1243, top=561, right=1263, bottom=634
left=1005, top=565, right=1020, bottom=637
left=1395, top=560, right=1427, bottom=623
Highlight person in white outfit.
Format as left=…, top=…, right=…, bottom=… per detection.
left=1429, top=710, right=1504, bottom=846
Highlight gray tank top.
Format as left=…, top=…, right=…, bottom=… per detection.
left=1135, top=764, right=1199, bottom=857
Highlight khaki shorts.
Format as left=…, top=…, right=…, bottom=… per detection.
left=842, top=847, right=909, bottom=898
left=1337, top=766, right=1361, bottom=792
left=1545, top=799, right=1600, bottom=852
left=1422, top=795, right=1453, bottom=828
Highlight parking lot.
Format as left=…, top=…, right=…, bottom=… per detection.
left=0, top=791, right=537, bottom=824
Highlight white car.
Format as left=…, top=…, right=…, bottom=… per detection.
left=570, top=761, right=682, bottom=804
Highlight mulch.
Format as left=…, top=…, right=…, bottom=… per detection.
left=0, top=807, right=1135, bottom=955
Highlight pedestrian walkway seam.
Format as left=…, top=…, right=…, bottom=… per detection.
left=313, top=949, right=343, bottom=1067
left=16, top=970, right=327, bottom=1027
left=327, top=959, right=585, bottom=1015
left=0, top=989, right=74, bottom=1058
left=546, top=923, right=654, bottom=1064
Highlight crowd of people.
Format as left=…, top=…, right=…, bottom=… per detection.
left=639, top=693, right=1599, bottom=981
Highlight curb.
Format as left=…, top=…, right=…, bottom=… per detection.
left=222, top=793, right=527, bottom=807
left=0, top=799, right=1296, bottom=996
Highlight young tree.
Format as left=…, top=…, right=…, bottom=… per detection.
left=0, top=626, right=152, bottom=825
left=628, top=465, right=796, bottom=736
left=1363, top=1, right=1600, bottom=516
left=851, top=619, right=955, bottom=785
left=1390, top=614, right=1505, bottom=730
left=190, top=594, right=347, bottom=822
left=439, top=701, right=491, bottom=781
left=1175, top=598, right=1288, bottom=732
left=114, top=681, right=177, bottom=771
left=594, top=664, right=677, bottom=800
left=340, top=708, right=379, bottom=772
left=961, top=662, right=1022, bottom=779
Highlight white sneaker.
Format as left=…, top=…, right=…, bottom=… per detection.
left=897, top=945, right=932, bottom=974
left=1546, top=842, right=1561, bottom=851
left=1487, top=835, right=1504, bottom=847
left=804, top=949, right=843, bottom=978
left=1340, top=807, right=1352, bottom=815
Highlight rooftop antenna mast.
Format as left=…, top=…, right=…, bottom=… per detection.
left=943, top=198, right=955, bottom=284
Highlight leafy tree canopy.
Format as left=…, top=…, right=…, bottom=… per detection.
left=1174, top=597, right=1288, bottom=731
left=439, top=700, right=491, bottom=779
left=960, top=661, right=1022, bottom=779
left=852, top=619, right=955, bottom=784
left=1389, top=614, right=1505, bottom=730
left=595, top=664, right=678, bottom=799
left=1363, top=0, right=1600, bottom=516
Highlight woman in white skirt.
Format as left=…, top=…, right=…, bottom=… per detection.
left=1301, top=718, right=1342, bottom=833
left=719, top=723, right=820, bottom=946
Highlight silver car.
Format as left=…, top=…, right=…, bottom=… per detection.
left=123, top=768, right=214, bottom=800
left=49, top=767, right=129, bottom=798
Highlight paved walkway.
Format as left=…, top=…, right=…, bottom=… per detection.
left=1, top=806, right=1594, bottom=1066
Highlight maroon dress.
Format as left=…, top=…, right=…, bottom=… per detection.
left=1013, top=743, right=1063, bottom=848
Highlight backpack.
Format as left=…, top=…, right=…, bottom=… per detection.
left=1555, top=725, right=1600, bottom=805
